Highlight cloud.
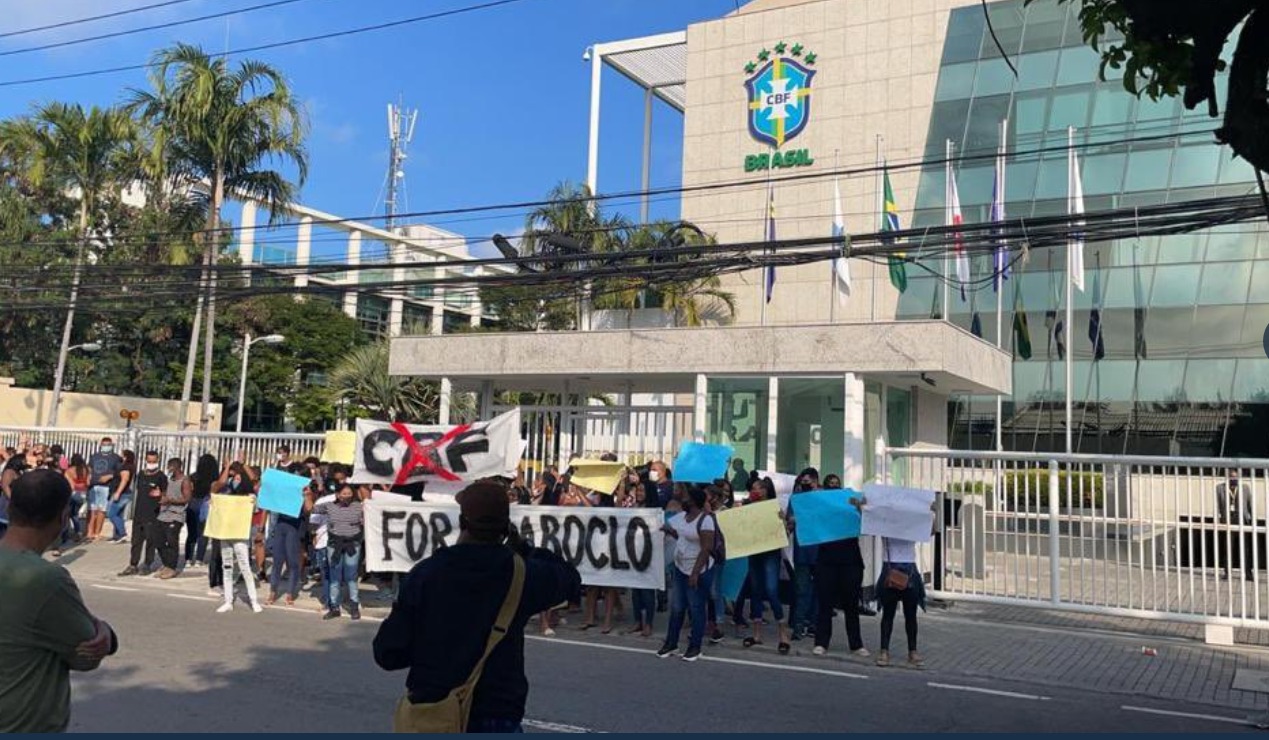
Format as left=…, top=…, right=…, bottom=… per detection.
left=304, top=96, right=357, bottom=146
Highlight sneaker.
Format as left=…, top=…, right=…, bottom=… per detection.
left=542, top=628, right=556, bottom=637
left=207, top=588, right=223, bottom=597
left=117, top=566, right=138, bottom=577
left=138, top=567, right=152, bottom=577
left=323, top=608, right=341, bottom=621
left=907, top=651, right=925, bottom=669
left=875, top=649, right=891, bottom=667
left=115, top=536, right=130, bottom=544
left=709, top=629, right=725, bottom=644
left=655, top=644, right=678, bottom=659
left=812, top=646, right=827, bottom=656
left=681, top=647, right=701, bottom=662
left=349, top=604, right=361, bottom=621
left=251, top=602, right=264, bottom=614
left=216, top=603, right=233, bottom=614
left=157, top=568, right=177, bottom=580
left=852, top=647, right=872, bottom=658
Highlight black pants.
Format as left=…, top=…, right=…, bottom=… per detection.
left=208, top=541, right=223, bottom=588
left=158, top=521, right=183, bottom=570
left=878, top=584, right=919, bottom=653
left=1222, top=531, right=1257, bottom=579
left=130, top=518, right=160, bottom=569
left=185, top=501, right=208, bottom=563
left=814, top=561, right=864, bottom=651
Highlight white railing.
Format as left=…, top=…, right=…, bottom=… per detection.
left=135, top=430, right=326, bottom=473
left=0, top=425, right=127, bottom=463
left=497, top=404, right=692, bottom=480
left=886, top=447, right=1269, bottom=628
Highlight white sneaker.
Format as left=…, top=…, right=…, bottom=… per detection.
left=852, top=647, right=872, bottom=658
left=207, top=588, right=222, bottom=597
left=812, top=646, right=827, bottom=656
left=542, top=628, right=556, bottom=637
left=251, top=602, right=263, bottom=613
left=216, top=603, right=233, bottom=613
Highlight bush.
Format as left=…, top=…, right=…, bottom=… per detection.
left=1000, top=470, right=1104, bottom=509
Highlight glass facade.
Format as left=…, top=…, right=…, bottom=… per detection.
left=899, top=0, right=1266, bottom=457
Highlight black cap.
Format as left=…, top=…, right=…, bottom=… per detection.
left=457, top=481, right=511, bottom=534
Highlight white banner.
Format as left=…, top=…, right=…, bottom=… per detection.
left=860, top=483, right=936, bottom=543
left=350, top=409, right=522, bottom=487
left=364, top=499, right=666, bottom=589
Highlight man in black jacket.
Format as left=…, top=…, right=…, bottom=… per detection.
left=373, top=481, right=581, bottom=733
left=119, top=451, right=167, bottom=577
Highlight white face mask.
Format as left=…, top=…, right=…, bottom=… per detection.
left=145, top=462, right=159, bottom=471
left=101, top=445, right=114, bottom=454
left=649, top=470, right=661, bottom=483
left=276, top=453, right=285, bottom=461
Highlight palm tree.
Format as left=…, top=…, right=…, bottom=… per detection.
left=0, top=103, right=137, bottom=425
left=328, top=341, right=473, bottom=423
left=129, top=43, right=308, bottom=430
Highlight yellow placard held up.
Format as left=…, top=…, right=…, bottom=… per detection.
left=567, top=459, right=626, bottom=495
left=322, top=431, right=357, bottom=465
left=204, top=494, right=254, bottom=540
left=716, top=499, right=788, bottom=559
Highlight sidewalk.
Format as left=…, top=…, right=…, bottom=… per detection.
left=55, top=540, right=1269, bottom=714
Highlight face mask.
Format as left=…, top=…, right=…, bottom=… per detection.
left=101, top=445, right=114, bottom=454
left=145, top=462, right=159, bottom=471
left=649, top=471, right=661, bottom=483
left=276, top=453, right=285, bottom=461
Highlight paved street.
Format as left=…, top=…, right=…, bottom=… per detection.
left=54, top=543, right=1269, bottom=733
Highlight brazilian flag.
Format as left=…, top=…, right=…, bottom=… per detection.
left=1012, top=291, right=1033, bottom=360
left=881, top=169, right=906, bottom=293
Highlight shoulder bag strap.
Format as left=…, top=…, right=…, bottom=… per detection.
left=456, top=554, right=526, bottom=693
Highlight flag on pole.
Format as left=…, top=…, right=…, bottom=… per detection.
left=831, top=178, right=851, bottom=301
left=1013, top=293, right=1033, bottom=360
left=949, top=172, right=969, bottom=301
left=1132, top=248, right=1148, bottom=360
left=765, top=186, right=776, bottom=304
left=1088, top=264, right=1105, bottom=361
left=970, top=311, right=983, bottom=338
left=1069, top=148, right=1086, bottom=292
left=882, top=168, right=906, bottom=292
left=991, top=167, right=1008, bottom=292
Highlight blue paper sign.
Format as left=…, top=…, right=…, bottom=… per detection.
left=719, top=557, right=749, bottom=602
left=671, top=442, right=734, bottom=484
left=791, top=488, right=862, bottom=546
left=257, top=468, right=308, bottom=518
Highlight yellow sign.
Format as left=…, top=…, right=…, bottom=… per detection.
left=716, top=499, right=788, bottom=559
left=205, top=494, right=254, bottom=540
left=322, top=431, right=357, bottom=465
left=567, top=459, right=626, bottom=496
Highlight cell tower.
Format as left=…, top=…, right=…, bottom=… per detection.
left=384, top=99, right=418, bottom=233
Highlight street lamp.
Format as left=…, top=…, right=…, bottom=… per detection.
left=47, top=341, right=103, bottom=427
left=235, top=333, right=285, bottom=434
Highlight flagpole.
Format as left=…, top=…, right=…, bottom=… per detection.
left=873, top=135, right=882, bottom=323
left=831, top=149, right=839, bottom=325
left=943, top=138, right=952, bottom=322
left=1065, top=125, right=1075, bottom=454
left=995, top=118, right=1007, bottom=455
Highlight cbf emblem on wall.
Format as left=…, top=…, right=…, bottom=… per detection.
left=742, top=42, right=816, bottom=171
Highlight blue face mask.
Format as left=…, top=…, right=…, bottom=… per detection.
left=101, top=445, right=114, bottom=454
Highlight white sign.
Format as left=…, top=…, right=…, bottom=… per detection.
left=364, top=499, right=666, bottom=589
left=350, top=409, right=522, bottom=487
left=860, top=483, right=936, bottom=543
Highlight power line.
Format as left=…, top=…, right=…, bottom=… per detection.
left=0, top=0, right=533, bottom=88
left=0, top=0, right=322, bottom=59
left=0, top=0, right=202, bottom=40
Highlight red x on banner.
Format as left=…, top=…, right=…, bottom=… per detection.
left=389, top=421, right=470, bottom=486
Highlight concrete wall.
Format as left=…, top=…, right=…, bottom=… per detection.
left=0, top=379, right=220, bottom=431
left=680, top=0, right=974, bottom=326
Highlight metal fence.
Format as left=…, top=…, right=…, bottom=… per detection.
left=886, top=447, right=1269, bottom=628
left=0, top=426, right=122, bottom=464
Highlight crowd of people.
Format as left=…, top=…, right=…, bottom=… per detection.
left=0, top=437, right=926, bottom=667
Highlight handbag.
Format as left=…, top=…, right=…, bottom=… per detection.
left=392, top=554, right=525, bottom=733
left=882, top=541, right=910, bottom=591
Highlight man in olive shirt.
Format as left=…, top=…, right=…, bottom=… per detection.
left=0, top=469, right=118, bottom=733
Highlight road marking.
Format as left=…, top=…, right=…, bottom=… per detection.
left=1120, top=705, right=1248, bottom=726
left=522, top=719, right=602, bottom=733
left=528, top=636, right=867, bottom=679
left=90, top=584, right=138, bottom=592
left=928, top=682, right=1050, bottom=701
left=167, top=594, right=215, bottom=602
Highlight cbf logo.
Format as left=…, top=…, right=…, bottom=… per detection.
left=744, top=42, right=817, bottom=149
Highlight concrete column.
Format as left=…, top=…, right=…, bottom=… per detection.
left=388, top=242, right=405, bottom=338
left=692, top=373, right=707, bottom=442
left=439, top=377, right=452, bottom=425
left=343, top=231, right=361, bottom=319
left=294, top=216, right=312, bottom=290
left=469, top=265, right=483, bottom=328
left=430, top=261, right=445, bottom=336
left=843, top=372, right=866, bottom=489
left=480, top=380, right=493, bottom=420
left=765, top=376, right=779, bottom=471
left=586, top=50, right=602, bottom=197
left=238, top=200, right=257, bottom=266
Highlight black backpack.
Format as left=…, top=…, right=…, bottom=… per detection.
left=695, top=512, right=726, bottom=562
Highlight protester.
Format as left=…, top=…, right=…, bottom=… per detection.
left=649, top=461, right=674, bottom=508
left=154, top=458, right=191, bottom=579
left=657, top=485, right=718, bottom=662
left=789, top=468, right=820, bottom=641
left=316, top=483, right=364, bottom=620
left=54, top=453, right=91, bottom=555
left=705, top=483, right=729, bottom=643
left=308, top=484, right=336, bottom=609
left=185, top=453, right=218, bottom=568
left=626, top=479, right=657, bottom=637
left=0, top=469, right=118, bottom=732
left=213, top=461, right=262, bottom=614
left=875, top=535, right=925, bottom=669
left=275, top=444, right=293, bottom=469
left=118, top=451, right=166, bottom=576
left=374, top=481, right=582, bottom=733
left=86, top=437, right=122, bottom=543
left=104, top=450, right=136, bottom=543
left=268, top=463, right=310, bottom=606
left=805, top=487, right=869, bottom=658
left=742, top=477, right=790, bottom=653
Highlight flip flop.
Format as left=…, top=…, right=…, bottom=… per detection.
left=579, top=623, right=597, bottom=631
left=778, top=642, right=791, bottom=655
left=743, top=637, right=760, bottom=648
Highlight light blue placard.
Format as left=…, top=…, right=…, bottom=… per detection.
left=671, top=442, right=734, bottom=483
left=720, top=556, right=749, bottom=602
left=792, top=488, right=862, bottom=546
left=258, top=468, right=307, bottom=518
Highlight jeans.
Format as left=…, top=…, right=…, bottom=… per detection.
left=158, top=521, right=183, bottom=570
left=328, top=542, right=361, bottom=607
left=814, top=560, right=864, bottom=651
left=746, top=551, right=784, bottom=622
left=60, top=492, right=86, bottom=547
left=632, top=588, right=656, bottom=629
left=664, top=567, right=714, bottom=651
left=221, top=540, right=259, bottom=606
left=185, top=498, right=209, bottom=563
left=88, top=485, right=110, bottom=512
left=792, top=563, right=818, bottom=632
left=269, top=521, right=303, bottom=599
left=708, top=559, right=727, bottom=624
left=106, top=494, right=132, bottom=540
left=311, top=547, right=332, bottom=607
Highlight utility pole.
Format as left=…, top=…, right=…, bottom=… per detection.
left=384, top=99, right=418, bottom=234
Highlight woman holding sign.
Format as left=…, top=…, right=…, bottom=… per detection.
left=875, top=536, right=925, bottom=669
left=742, top=478, right=791, bottom=654
left=212, top=462, right=263, bottom=614
left=656, top=486, right=718, bottom=662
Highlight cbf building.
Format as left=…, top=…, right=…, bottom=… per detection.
left=390, top=0, right=1265, bottom=486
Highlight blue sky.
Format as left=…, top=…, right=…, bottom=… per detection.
left=0, top=0, right=737, bottom=260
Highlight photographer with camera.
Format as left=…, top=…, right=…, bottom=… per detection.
left=374, top=480, right=582, bottom=734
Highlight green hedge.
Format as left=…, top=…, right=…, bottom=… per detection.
left=946, top=471, right=1104, bottom=508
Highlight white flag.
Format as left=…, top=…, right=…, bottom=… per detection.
left=949, top=173, right=970, bottom=301
left=831, top=178, right=851, bottom=301
left=1069, top=147, right=1086, bottom=292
